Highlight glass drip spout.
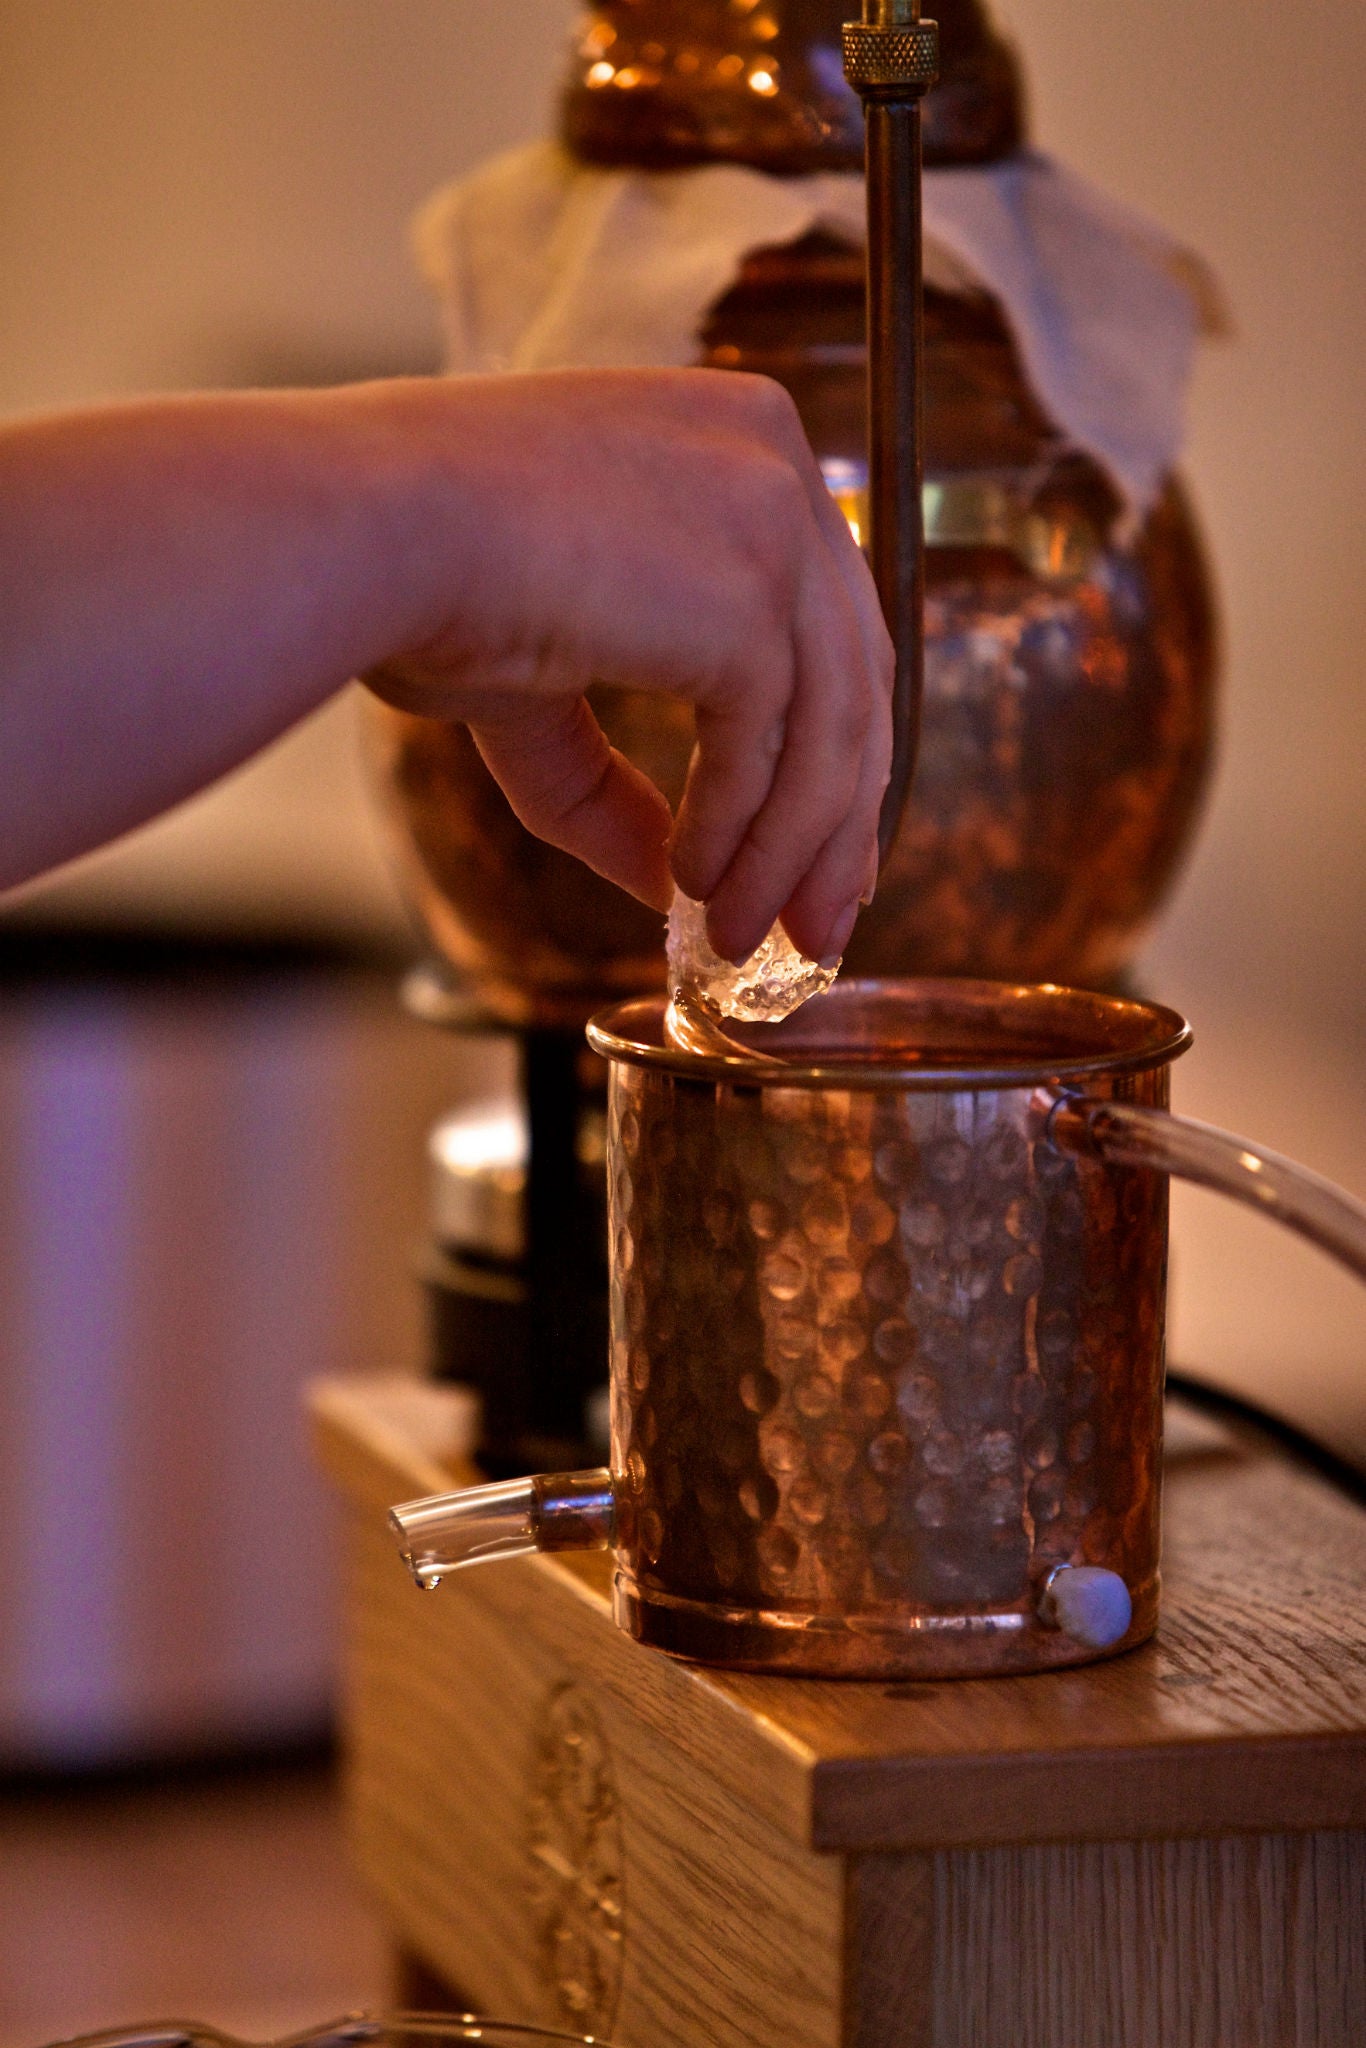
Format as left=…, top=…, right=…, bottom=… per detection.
left=389, top=1469, right=615, bottom=1590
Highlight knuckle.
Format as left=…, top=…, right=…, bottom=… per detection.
left=811, top=756, right=865, bottom=840
left=505, top=709, right=612, bottom=834
left=723, top=368, right=801, bottom=435
left=550, top=753, right=614, bottom=830
left=835, top=677, right=874, bottom=752
left=748, top=373, right=803, bottom=440
left=737, top=806, right=791, bottom=871
left=727, top=550, right=797, bottom=660
left=867, top=656, right=894, bottom=737
left=742, top=451, right=807, bottom=533
left=758, top=711, right=788, bottom=766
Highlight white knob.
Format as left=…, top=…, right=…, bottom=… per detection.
left=1039, top=1565, right=1133, bottom=1649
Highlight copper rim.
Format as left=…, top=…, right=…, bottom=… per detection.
left=587, top=977, right=1193, bottom=1091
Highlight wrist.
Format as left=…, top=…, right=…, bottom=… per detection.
left=305, top=376, right=485, bottom=671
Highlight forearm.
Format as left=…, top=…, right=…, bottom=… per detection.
left=0, top=382, right=451, bottom=891
left=0, top=367, right=890, bottom=962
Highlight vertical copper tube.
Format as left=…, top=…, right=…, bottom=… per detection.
left=843, top=5, right=939, bottom=858
left=865, top=95, right=926, bottom=858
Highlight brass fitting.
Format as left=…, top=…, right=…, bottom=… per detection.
left=842, top=0, right=939, bottom=97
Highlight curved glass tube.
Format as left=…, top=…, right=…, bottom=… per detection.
left=1050, top=1097, right=1366, bottom=1284
left=390, top=1471, right=615, bottom=1590
left=49, top=2014, right=611, bottom=2048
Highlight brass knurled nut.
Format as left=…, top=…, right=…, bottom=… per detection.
left=841, top=20, right=939, bottom=93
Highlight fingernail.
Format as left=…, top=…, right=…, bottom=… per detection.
left=859, top=847, right=879, bottom=908
left=818, top=898, right=860, bottom=968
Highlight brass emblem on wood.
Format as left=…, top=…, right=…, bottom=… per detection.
left=527, top=1682, right=625, bottom=2034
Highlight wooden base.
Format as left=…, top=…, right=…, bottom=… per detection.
left=313, top=1377, right=1366, bottom=2048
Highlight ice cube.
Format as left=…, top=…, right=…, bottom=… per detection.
left=665, top=891, right=840, bottom=1024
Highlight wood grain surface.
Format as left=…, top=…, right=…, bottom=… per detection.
left=844, top=1852, right=934, bottom=2048
left=317, top=1380, right=1366, bottom=2048
left=313, top=1380, right=1366, bottom=1854
left=374, top=1809, right=1366, bottom=2048
left=342, top=1508, right=843, bottom=2048
left=929, top=1830, right=1365, bottom=2048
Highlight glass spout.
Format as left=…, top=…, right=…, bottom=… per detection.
left=389, top=1469, right=615, bottom=1590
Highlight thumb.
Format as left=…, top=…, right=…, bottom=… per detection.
left=469, top=697, right=675, bottom=913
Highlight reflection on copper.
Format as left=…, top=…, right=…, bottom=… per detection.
left=368, top=266, right=1215, bottom=1023
left=587, top=979, right=1178, bottom=1677
left=563, top=0, right=1023, bottom=173
left=850, top=478, right=1217, bottom=989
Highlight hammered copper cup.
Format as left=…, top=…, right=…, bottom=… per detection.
left=391, top=979, right=1366, bottom=1679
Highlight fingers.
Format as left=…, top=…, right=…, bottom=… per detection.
left=634, top=374, right=894, bottom=964
left=658, top=437, right=890, bottom=961
left=722, top=379, right=891, bottom=693
left=470, top=697, right=674, bottom=912
left=623, top=372, right=891, bottom=753
left=367, top=369, right=894, bottom=949
left=693, top=552, right=890, bottom=964
left=775, top=670, right=892, bottom=962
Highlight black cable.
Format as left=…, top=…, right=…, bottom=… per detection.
left=1166, top=1367, right=1366, bottom=1509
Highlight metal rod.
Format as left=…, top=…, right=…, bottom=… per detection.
left=866, top=93, right=925, bottom=859
left=842, top=2, right=939, bottom=861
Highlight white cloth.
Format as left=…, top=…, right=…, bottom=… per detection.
left=415, top=140, right=1225, bottom=516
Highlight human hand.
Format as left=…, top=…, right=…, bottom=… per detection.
left=361, top=369, right=892, bottom=965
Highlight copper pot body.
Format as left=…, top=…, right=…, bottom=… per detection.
left=588, top=980, right=1183, bottom=1677
left=366, top=1, right=1217, bottom=1022
left=366, top=270, right=1216, bottom=1019
left=367, top=688, right=696, bottom=1029
left=562, top=0, right=1024, bottom=172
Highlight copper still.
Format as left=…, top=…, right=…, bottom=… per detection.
left=366, top=0, right=1218, bottom=1021
left=390, top=979, right=1366, bottom=1678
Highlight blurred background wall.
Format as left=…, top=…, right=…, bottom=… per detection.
left=0, top=0, right=562, bottom=1764
left=0, top=0, right=570, bottom=943
left=0, top=0, right=1363, bottom=1759
left=989, top=0, right=1366, bottom=1465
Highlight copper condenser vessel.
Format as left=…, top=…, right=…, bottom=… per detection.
left=391, top=979, right=1366, bottom=1679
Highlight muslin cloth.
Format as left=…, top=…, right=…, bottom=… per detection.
left=415, top=141, right=1225, bottom=516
